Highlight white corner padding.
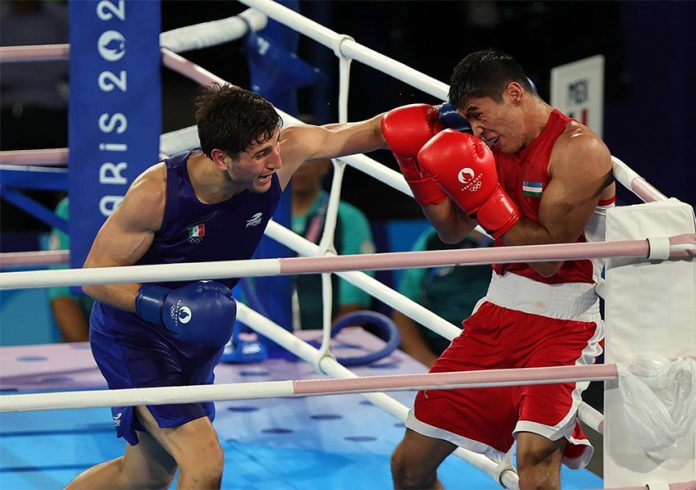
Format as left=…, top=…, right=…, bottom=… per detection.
left=604, top=198, right=696, bottom=487
left=617, top=358, right=696, bottom=460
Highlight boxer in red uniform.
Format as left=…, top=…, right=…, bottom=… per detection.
left=384, top=50, right=615, bottom=489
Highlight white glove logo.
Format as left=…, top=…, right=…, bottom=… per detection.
left=177, top=306, right=192, bottom=324
left=170, top=303, right=193, bottom=325
left=458, top=168, right=482, bottom=192
left=458, top=167, right=475, bottom=184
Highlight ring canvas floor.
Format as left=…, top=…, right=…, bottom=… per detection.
left=0, top=328, right=603, bottom=489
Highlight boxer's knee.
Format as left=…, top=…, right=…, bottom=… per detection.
left=178, top=441, right=224, bottom=488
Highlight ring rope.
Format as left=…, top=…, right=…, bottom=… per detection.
left=0, top=355, right=622, bottom=413
left=611, top=155, right=668, bottom=203
left=578, top=401, right=605, bottom=434
left=17, top=351, right=694, bottom=415
left=2, top=234, right=692, bottom=290
left=239, top=0, right=449, bottom=99
left=0, top=251, right=68, bottom=268
left=0, top=148, right=68, bottom=166
left=160, top=9, right=266, bottom=53
left=0, top=9, right=263, bottom=64
left=0, top=43, right=69, bottom=62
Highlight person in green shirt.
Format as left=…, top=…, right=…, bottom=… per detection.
left=46, top=196, right=94, bottom=341
left=291, top=158, right=375, bottom=329
left=392, top=227, right=492, bottom=367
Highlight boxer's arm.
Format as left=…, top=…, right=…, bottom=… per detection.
left=82, top=164, right=166, bottom=310
left=420, top=198, right=478, bottom=244
left=277, top=115, right=386, bottom=189
left=382, top=104, right=448, bottom=206
left=503, top=131, right=614, bottom=276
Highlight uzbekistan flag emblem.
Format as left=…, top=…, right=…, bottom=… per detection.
left=187, top=224, right=205, bottom=243
left=522, top=181, right=543, bottom=197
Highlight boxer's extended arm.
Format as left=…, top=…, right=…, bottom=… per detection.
left=277, top=114, right=386, bottom=189
left=381, top=105, right=476, bottom=242
left=82, top=164, right=166, bottom=311
left=503, top=130, right=614, bottom=276
left=382, top=104, right=447, bottom=206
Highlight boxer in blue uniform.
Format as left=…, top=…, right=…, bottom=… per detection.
left=66, top=85, right=386, bottom=490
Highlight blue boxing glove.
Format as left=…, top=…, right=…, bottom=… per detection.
left=437, top=102, right=472, bottom=133
left=135, top=280, right=237, bottom=347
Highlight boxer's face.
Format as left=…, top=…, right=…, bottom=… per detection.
left=226, top=128, right=282, bottom=192
left=461, top=83, right=526, bottom=154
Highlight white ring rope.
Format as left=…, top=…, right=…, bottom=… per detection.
left=0, top=10, right=265, bottom=64
left=159, top=126, right=201, bottom=160
left=578, top=402, right=606, bottom=435
left=3, top=234, right=694, bottom=290
left=0, top=148, right=68, bottom=166
left=611, top=156, right=668, bottom=203
left=159, top=9, right=267, bottom=53
left=0, top=251, right=68, bottom=268
left=0, top=358, right=622, bottom=413
left=0, top=43, right=69, bottom=62
left=240, top=0, right=448, bottom=99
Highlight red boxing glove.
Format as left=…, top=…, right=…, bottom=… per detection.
left=381, top=104, right=446, bottom=206
left=417, top=129, right=520, bottom=238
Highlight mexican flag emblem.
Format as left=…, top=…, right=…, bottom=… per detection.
left=187, top=223, right=205, bottom=243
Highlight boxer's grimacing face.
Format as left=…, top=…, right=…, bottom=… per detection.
left=460, top=83, right=526, bottom=154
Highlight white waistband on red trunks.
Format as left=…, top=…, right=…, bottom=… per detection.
left=485, top=272, right=601, bottom=322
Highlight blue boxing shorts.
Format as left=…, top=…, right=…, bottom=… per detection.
left=89, top=301, right=224, bottom=445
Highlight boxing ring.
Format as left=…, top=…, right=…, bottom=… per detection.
left=1, top=1, right=695, bottom=489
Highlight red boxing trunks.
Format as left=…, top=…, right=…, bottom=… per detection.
left=407, top=272, right=604, bottom=469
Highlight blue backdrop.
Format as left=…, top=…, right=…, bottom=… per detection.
left=68, top=0, right=161, bottom=269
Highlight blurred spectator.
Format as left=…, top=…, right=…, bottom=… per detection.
left=393, top=227, right=492, bottom=367
left=46, top=196, right=93, bottom=342
left=291, top=158, right=375, bottom=329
